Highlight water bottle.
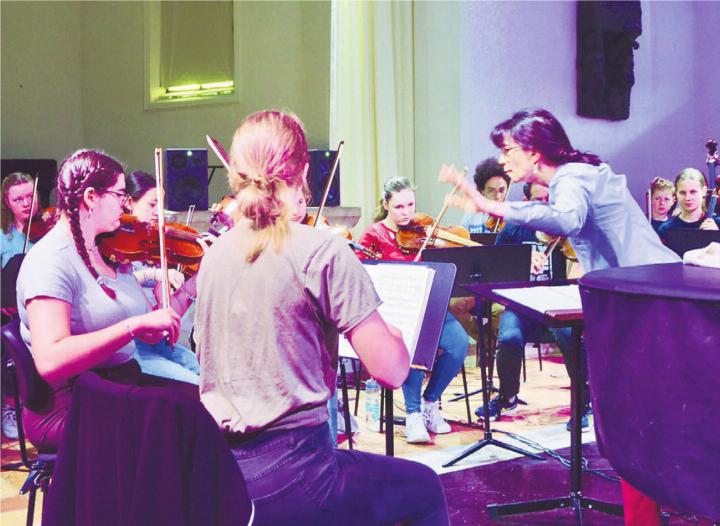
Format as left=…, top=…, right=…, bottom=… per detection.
left=365, top=378, right=381, bottom=432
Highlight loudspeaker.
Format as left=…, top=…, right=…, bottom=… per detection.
left=307, top=149, right=340, bottom=207
left=165, top=149, right=209, bottom=211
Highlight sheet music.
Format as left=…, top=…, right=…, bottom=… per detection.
left=493, top=284, right=581, bottom=314
left=339, top=264, right=435, bottom=362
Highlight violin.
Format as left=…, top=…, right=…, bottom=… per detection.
left=27, top=207, right=59, bottom=242
left=397, top=212, right=479, bottom=253
left=97, top=214, right=204, bottom=277
left=535, top=231, right=578, bottom=261
left=484, top=215, right=505, bottom=233
left=209, top=194, right=239, bottom=236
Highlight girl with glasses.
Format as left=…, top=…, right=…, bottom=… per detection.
left=16, top=149, right=197, bottom=453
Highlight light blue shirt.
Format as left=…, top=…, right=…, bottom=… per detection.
left=459, top=211, right=493, bottom=234
left=503, top=163, right=680, bottom=272
left=1, top=226, right=32, bottom=268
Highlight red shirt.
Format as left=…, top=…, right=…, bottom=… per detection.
left=356, top=222, right=415, bottom=262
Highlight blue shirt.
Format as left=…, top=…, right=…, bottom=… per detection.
left=459, top=211, right=494, bottom=234
left=1, top=226, right=33, bottom=268
left=502, top=163, right=680, bottom=272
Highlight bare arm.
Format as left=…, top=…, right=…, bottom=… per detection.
left=27, top=297, right=180, bottom=385
left=346, top=310, right=409, bottom=389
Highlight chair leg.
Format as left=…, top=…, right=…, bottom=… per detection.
left=353, top=362, right=362, bottom=417
left=26, top=484, right=36, bottom=526
left=536, top=343, right=543, bottom=371
left=461, top=364, right=472, bottom=424
left=522, top=350, right=527, bottom=383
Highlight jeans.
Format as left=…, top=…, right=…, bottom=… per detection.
left=496, top=309, right=589, bottom=403
left=133, top=340, right=200, bottom=385
left=402, top=312, right=469, bottom=414
left=231, top=423, right=449, bottom=525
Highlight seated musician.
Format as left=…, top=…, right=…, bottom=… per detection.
left=193, top=111, right=449, bottom=525
left=647, top=177, right=675, bottom=234
left=16, top=150, right=197, bottom=453
left=1, top=172, right=40, bottom=439
left=459, top=157, right=510, bottom=234
left=124, top=170, right=200, bottom=386
left=356, top=177, right=469, bottom=444
left=657, top=167, right=720, bottom=241
left=484, top=181, right=590, bottom=429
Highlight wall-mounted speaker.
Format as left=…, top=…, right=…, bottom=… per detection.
left=165, top=149, right=208, bottom=211
left=307, top=149, right=340, bottom=207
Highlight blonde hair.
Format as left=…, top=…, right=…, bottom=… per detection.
left=674, top=168, right=708, bottom=212
left=228, top=110, right=309, bottom=262
left=1, top=172, right=35, bottom=233
left=649, top=177, right=674, bottom=196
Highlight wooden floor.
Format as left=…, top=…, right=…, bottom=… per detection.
left=1, top=346, right=580, bottom=525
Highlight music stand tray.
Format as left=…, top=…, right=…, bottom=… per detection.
left=462, top=281, right=623, bottom=525
left=664, top=228, right=720, bottom=257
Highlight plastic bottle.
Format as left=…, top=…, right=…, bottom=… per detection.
left=364, top=378, right=381, bottom=432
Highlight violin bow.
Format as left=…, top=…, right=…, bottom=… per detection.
left=414, top=167, right=468, bottom=262
left=313, top=140, right=344, bottom=228
left=154, top=148, right=172, bottom=319
left=206, top=134, right=232, bottom=173
left=22, top=177, right=40, bottom=254
left=706, top=139, right=718, bottom=220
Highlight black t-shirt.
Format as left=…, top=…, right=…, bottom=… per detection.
left=657, top=215, right=720, bottom=242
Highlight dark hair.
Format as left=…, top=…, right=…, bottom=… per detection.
left=1, top=172, right=35, bottom=234
left=125, top=170, right=156, bottom=202
left=473, top=157, right=510, bottom=192
left=522, top=182, right=533, bottom=199
left=56, top=149, right=125, bottom=298
left=491, top=108, right=602, bottom=167
left=374, top=177, right=414, bottom=222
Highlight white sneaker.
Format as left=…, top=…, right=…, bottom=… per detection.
left=2, top=403, right=18, bottom=440
left=405, top=412, right=431, bottom=443
left=422, top=399, right=452, bottom=434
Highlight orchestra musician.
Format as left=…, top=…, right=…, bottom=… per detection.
left=647, top=177, right=675, bottom=234
left=356, top=176, right=469, bottom=445
left=15, top=150, right=196, bottom=453
left=459, top=157, right=510, bottom=234
left=440, top=108, right=680, bottom=526
left=486, top=181, right=588, bottom=429
left=193, top=111, right=448, bottom=525
left=124, top=170, right=200, bottom=386
left=657, top=167, right=720, bottom=242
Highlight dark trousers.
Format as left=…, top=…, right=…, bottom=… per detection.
left=497, top=309, right=589, bottom=404
left=231, top=423, right=449, bottom=525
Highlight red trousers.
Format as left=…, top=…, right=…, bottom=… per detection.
left=621, top=479, right=661, bottom=526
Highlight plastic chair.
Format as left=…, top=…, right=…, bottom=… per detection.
left=1, top=317, right=56, bottom=526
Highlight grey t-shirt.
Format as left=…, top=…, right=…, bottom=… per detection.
left=17, top=225, right=149, bottom=374
left=194, top=221, right=381, bottom=435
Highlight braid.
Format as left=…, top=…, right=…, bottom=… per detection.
left=57, top=151, right=118, bottom=299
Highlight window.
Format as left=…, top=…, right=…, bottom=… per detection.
left=144, top=1, right=240, bottom=108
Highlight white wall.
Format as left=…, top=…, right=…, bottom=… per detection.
left=414, top=1, right=720, bottom=223
left=1, top=1, right=84, bottom=161
left=2, top=1, right=331, bottom=204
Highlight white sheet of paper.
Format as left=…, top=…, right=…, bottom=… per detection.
left=493, top=284, right=581, bottom=314
left=339, top=264, right=435, bottom=361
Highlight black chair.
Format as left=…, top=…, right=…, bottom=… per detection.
left=1, top=317, right=56, bottom=526
left=43, top=371, right=253, bottom=526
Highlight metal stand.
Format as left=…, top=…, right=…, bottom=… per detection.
left=443, top=300, right=545, bottom=467
left=486, top=326, right=623, bottom=524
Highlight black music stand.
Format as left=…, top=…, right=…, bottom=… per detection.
left=356, top=260, right=457, bottom=457
left=420, top=246, right=545, bottom=465
left=664, top=228, right=720, bottom=257
left=463, top=281, right=623, bottom=524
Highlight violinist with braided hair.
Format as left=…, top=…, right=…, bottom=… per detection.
left=16, top=149, right=196, bottom=453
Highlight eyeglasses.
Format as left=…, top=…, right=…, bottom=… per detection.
left=102, top=190, right=130, bottom=207
left=499, top=146, right=523, bottom=158
left=483, top=187, right=507, bottom=199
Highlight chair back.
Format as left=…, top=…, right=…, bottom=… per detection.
left=1, top=318, right=52, bottom=411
